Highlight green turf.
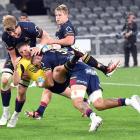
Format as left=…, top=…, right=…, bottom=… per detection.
left=0, top=67, right=140, bottom=140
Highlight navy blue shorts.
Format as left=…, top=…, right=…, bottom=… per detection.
left=70, top=68, right=102, bottom=96
left=47, top=79, right=69, bottom=94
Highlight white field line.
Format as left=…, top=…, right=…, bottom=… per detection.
left=101, top=82, right=140, bottom=87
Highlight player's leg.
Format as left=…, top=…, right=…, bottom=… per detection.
left=64, top=53, right=81, bottom=71
left=73, top=48, right=120, bottom=76
left=70, top=68, right=104, bottom=131
left=7, top=80, right=29, bottom=127
left=70, top=83, right=102, bottom=132
left=89, top=90, right=140, bottom=113
left=0, top=60, right=14, bottom=125
left=25, top=88, right=52, bottom=119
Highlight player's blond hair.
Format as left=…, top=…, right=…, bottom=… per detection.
left=2, top=15, right=17, bottom=31
left=55, top=4, right=69, bottom=15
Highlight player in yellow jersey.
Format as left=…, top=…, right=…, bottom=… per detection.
left=15, top=58, right=47, bottom=87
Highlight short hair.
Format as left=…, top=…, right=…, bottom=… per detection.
left=20, top=12, right=28, bottom=17
left=16, top=41, right=29, bottom=50
left=55, top=4, right=69, bottom=15
left=2, top=15, right=18, bottom=31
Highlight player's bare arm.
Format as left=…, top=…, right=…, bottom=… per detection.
left=8, top=49, right=17, bottom=67
left=50, top=35, right=74, bottom=46
left=13, top=57, right=22, bottom=86
left=31, top=30, right=52, bottom=56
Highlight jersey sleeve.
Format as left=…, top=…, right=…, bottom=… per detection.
left=63, top=24, right=75, bottom=37
left=2, top=33, right=15, bottom=51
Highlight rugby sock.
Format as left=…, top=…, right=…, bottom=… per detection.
left=36, top=101, right=47, bottom=116
left=82, top=54, right=107, bottom=74
left=83, top=98, right=88, bottom=102
left=118, top=98, right=126, bottom=106
left=15, top=98, right=25, bottom=112
left=64, top=55, right=80, bottom=71
left=86, top=108, right=93, bottom=117
left=125, top=98, right=131, bottom=106
left=1, top=89, right=11, bottom=106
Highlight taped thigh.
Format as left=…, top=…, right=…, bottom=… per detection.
left=88, top=89, right=103, bottom=103
left=71, top=89, right=86, bottom=99
left=1, top=72, right=13, bottom=91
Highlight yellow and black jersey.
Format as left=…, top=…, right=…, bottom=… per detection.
left=17, top=58, right=46, bottom=82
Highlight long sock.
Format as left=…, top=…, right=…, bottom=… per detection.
left=36, top=101, right=47, bottom=116
left=15, top=98, right=25, bottom=113
left=64, top=55, right=80, bottom=71
left=118, top=98, right=126, bottom=106
left=82, top=54, right=107, bottom=74
left=1, top=89, right=11, bottom=106
left=85, top=108, right=93, bottom=117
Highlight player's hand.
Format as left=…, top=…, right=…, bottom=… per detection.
left=30, top=47, right=41, bottom=56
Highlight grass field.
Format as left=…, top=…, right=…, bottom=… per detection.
left=0, top=67, right=140, bottom=140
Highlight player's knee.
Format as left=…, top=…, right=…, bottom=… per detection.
left=1, top=73, right=13, bottom=91
left=1, top=77, right=9, bottom=85
left=93, top=98, right=105, bottom=111
left=88, top=89, right=103, bottom=110
left=17, top=94, right=26, bottom=101
left=71, top=89, right=86, bottom=108
left=72, top=97, right=83, bottom=109
left=18, top=85, right=27, bottom=97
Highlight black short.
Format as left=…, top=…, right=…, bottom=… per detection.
left=47, top=79, right=69, bottom=94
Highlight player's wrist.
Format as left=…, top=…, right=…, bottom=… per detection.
left=41, top=45, right=52, bottom=53
left=36, top=44, right=44, bottom=50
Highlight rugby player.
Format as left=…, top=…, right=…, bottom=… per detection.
left=0, top=15, right=50, bottom=126
left=30, top=48, right=140, bottom=131
left=10, top=42, right=102, bottom=132
left=28, top=3, right=120, bottom=120
left=31, top=4, right=120, bottom=77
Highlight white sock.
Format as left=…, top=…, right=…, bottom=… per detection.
left=90, top=112, right=96, bottom=120
left=3, top=106, right=10, bottom=114
left=125, top=98, right=131, bottom=106
left=12, top=111, right=19, bottom=118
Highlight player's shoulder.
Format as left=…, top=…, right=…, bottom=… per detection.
left=19, top=58, right=31, bottom=68
left=63, top=20, right=74, bottom=28
left=2, top=32, right=10, bottom=41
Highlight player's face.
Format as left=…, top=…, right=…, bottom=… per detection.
left=19, top=16, right=29, bottom=22
left=55, top=10, right=68, bottom=25
left=18, top=45, right=31, bottom=59
left=32, top=55, right=42, bottom=68
left=6, top=26, right=22, bottom=38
